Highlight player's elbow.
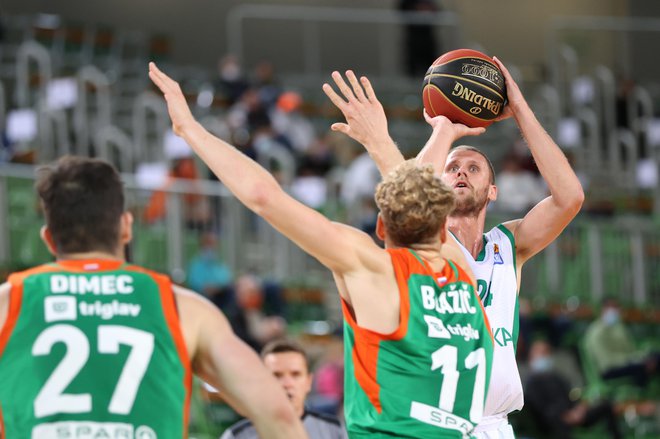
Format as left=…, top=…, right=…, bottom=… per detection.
left=555, top=183, right=584, bottom=217
left=566, top=185, right=585, bottom=214
left=248, top=181, right=278, bottom=216
left=254, top=400, right=301, bottom=435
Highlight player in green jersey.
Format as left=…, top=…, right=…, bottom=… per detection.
left=0, top=156, right=308, bottom=439
left=149, top=62, right=493, bottom=439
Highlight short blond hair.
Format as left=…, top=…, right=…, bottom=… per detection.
left=375, top=160, right=455, bottom=247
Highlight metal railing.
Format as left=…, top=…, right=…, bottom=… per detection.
left=1, top=164, right=659, bottom=312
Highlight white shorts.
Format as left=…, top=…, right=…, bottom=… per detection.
left=472, top=417, right=515, bottom=439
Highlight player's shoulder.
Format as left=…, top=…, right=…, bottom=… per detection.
left=123, top=263, right=172, bottom=283
left=222, top=418, right=257, bottom=439
left=303, top=408, right=342, bottom=427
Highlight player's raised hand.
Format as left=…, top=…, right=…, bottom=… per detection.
left=149, top=62, right=195, bottom=136
left=492, top=57, right=525, bottom=121
left=322, top=70, right=392, bottom=147
left=423, top=109, right=485, bottom=140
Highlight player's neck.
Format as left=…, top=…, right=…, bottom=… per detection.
left=447, top=213, right=487, bottom=259
left=56, top=250, right=125, bottom=262
left=410, top=242, right=447, bottom=272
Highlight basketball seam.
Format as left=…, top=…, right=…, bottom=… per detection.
left=430, top=55, right=495, bottom=69
left=426, top=73, right=505, bottom=101
left=424, top=83, right=492, bottom=122
left=425, top=74, right=439, bottom=118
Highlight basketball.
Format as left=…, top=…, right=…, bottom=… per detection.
left=422, top=49, right=507, bottom=128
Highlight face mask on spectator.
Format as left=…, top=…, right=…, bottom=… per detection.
left=602, top=308, right=620, bottom=326
left=530, top=356, right=553, bottom=373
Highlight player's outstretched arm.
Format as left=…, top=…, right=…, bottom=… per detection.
left=492, top=57, right=584, bottom=265
left=174, top=286, right=308, bottom=439
left=149, top=62, right=381, bottom=276
left=323, top=71, right=403, bottom=175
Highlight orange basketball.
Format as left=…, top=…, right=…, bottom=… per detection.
left=422, top=49, right=507, bottom=128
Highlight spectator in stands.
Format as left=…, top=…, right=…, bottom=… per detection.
left=584, top=297, right=660, bottom=387
left=525, top=340, right=622, bottom=439
left=308, top=337, right=344, bottom=416
left=221, top=339, right=347, bottom=439
left=187, top=232, right=233, bottom=299
left=223, top=274, right=287, bottom=351
left=494, top=152, right=546, bottom=213
left=271, top=91, right=316, bottom=154
left=291, top=157, right=328, bottom=210
left=253, top=61, right=281, bottom=109
left=340, top=147, right=380, bottom=233
left=216, top=54, right=249, bottom=105
left=142, top=156, right=211, bottom=230
left=398, top=0, right=439, bottom=77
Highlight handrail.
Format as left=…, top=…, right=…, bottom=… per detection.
left=74, top=65, right=112, bottom=156
left=15, top=41, right=52, bottom=108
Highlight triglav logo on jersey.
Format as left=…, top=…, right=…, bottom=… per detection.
left=493, top=244, right=504, bottom=265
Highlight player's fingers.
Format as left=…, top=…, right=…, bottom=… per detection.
left=331, top=123, right=350, bottom=134
left=492, top=57, right=513, bottom=81
left=322, top=83, right=348, bottom=111
left=464, top=126, right=486, bottom=136
left=149, top=63, right=180, bottom=95
left=332, top=71, right=357, bottom=103
left=423, top=109, right=433, bottom=124
left=360, top=76, right=379, bottom=103
left=346, top=70, right=367, bottom=102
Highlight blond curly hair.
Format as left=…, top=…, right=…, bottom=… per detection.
left=375, top=160, right=455, bottom=247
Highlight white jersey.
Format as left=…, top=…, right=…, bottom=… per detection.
left=451, top=224, right=523, bottom=423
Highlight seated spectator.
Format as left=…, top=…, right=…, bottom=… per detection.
left=308, top=337, right=344, bottom=416
left=494, top=152, right=546, bottom=213
left=187, top=232, right=233, bottom=299
left=142, top=156, right=211, bottom=230
left=584, top=298, right=660, bottom=386
left=525, top=340, right=622, bottom=439
left=271, top=91, right=316, bottom=154
left=224, top=274, right=286, bottom=351
left=221, top=339, right=347, bottom=439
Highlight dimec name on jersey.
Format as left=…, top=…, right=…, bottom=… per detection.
left=50, top=275, right=134, bottom=295
left=420, top=284, right=476, bottom=314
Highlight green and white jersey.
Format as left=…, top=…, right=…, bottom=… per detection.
left=0, top=259, right=192, bottom=439
left=341, top=248, right=494, bottom=439
left=451, top=225, right=523, bottom=423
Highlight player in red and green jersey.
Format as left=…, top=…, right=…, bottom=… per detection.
left=0, top=156, right=308, bottom=439
left=149, top=62, right=493, bottom=439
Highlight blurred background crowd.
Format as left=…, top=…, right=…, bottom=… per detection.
left=1, top=0, right=660, bottom=437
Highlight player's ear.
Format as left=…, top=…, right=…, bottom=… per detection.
left=119, top=211, right=133, bottom=246
left=376, top=214, right=386, bottom=241
left=488, top=184, right=498, bottom=202
left=40, top=226, right=57, bottom=256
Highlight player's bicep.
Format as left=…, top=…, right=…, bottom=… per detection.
left=507, top=195, right=578, bottom=263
